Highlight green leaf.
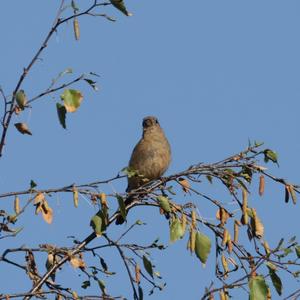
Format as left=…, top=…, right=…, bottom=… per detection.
left=136, top=219, right=143, bottom=225
left=71, top=0, right=79, bottom=12
left=90, top=210, right=107, bottom=236
left=142, top=255, right=153, bottom=278
left=15, top=90, right=27, bottom=110
left=110, top=0, right=132, bottom=16
left=30, top=180, right=37, bottom=189
left=266, top=262, right=277, bottom=271
left=100, top=257, right=108, bottom=271
left=264, top=149, right=278, bottom=165
left=81, top=280, right=90, bottom=289
left=56, top=103, right=67, bottom=129
left=240, top=166, right=253, bottom=183
left=249, top=275, right=268, bottom=300
left=97, top=279, right=106, bottom=294
left=295, top=245, right=300, bottom=258
left=195, top=231, right=211, bottom=265
left=254, top=141, right=264, bottom=147
left=157, top=196, right=171, bottom=213
left=267, top=267, right=282, bottom=296
left=60, top=89, right=83, bottom=113
left=138, top=286, right=143, bottom=300
left=116, top=194, right=126, bottom=221
left=84, top=78, right=98, bottom=91
left=90, top=214, right=102, bottom=236
left=122, top=166, right=139, bottom=178
left=275, top=238, right=284, bottom=251
left=206, top=175, right=213, bottom=184
left=169, top=217, right=184, bottom=243
left=289, top=236, right=296, bottom=243
left=58, top=68, right=73, bottom=78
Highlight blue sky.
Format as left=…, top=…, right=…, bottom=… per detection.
left=1, top=1, right=300, bottom=299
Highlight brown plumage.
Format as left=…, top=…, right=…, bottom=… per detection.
left=116, top=116, right=171, bottom=224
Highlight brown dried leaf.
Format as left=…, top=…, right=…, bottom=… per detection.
left=216, top=207, right=230, bottom=226
left=100, top=193, right=108, bottom=209
left=34, top=192, right=45, bottom=204
left=259, top=175, right=265, bottom=196
left=178, top=177, right=190, bottom=193
left=41, top=201, right=53, bottom=224
left=251, top=208, right=264, bottom=238
left=285, top=185, right=290, bottom=203
left=26, top=250, right=38, bottom=276
left=70, top=256, right=86, bottom=268
left=241, top=188, right=249, bottom=225
left=234, top=220, right=240, bottom=244
left=14, top=122, right=32, bottom=135
left=45, top=252, right=56, bottom=281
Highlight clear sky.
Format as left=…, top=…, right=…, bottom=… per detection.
left=1, top=1, right=300, bottom=299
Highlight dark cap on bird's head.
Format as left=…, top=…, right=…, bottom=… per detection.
left=142, top=116, right=160, bottom=129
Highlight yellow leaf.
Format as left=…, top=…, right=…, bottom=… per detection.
left=221, top=254, right=228, bottom=278
left=187, top=228, right=196, bottom=253
left=181, top=213, right=187, bottom=234
left=73, top=17, right=80, bottom=40
left=72, top=291, right=79, bottom=300
left=227, top=238, right=233, bottom=254
left=287, top=184, right=297, bottom=204
left=61, top=89, right=83, bottom=113
left=135, top=263, right=141, bottom=284
left=251, top=208, right=264, bottom=238
left=41, top=201, right=53, bottom=224
left=263, top=240, right=270, bottom=255
left=222, top=228, right=229, bottom=247
left=100, top=193, right=108, bottom=209
left=34, top=192, right=45, bottom=204
left=191, top=210, right=197, bottom=229
left=14, top=196, right=20, bottom=214
left=15, top=90, right=27, bottom=110
left=73, top=186, right=78, bottom=208
left=14, top=122, right=32, bottom=135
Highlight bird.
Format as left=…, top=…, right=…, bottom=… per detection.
left=116, top=116, right=171, bottom=224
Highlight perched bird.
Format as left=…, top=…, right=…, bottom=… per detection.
left=116, top=116, right=171, bottom=224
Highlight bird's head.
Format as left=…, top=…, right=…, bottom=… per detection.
left=142, top=116, right=160, bottom=130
